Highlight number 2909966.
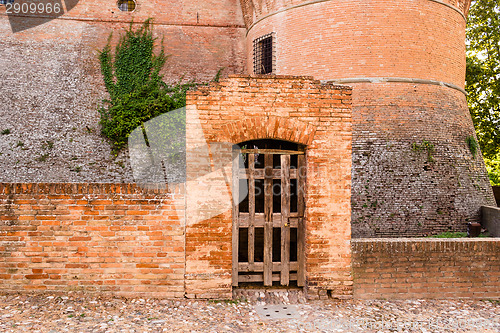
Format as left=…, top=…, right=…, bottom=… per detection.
left=6, top=1, right=62, bottom=14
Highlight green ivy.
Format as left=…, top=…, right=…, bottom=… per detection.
left=98, top=19, right=195, bottom=152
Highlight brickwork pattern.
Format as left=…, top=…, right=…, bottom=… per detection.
left=240, top=0, right=471, bottom=27
left=186, top=75, right=353, bottom=298
left=242, top=0, right=495, bottom=237
left=0, top=183, right=186, bottom=298
left=350, top=83, right=496, bottom=237
left=0, top=7, right=246, bottom=183
left=245, top=0, right=467, bottom=86
left=0, top=76, right=353, bottom=299
left=352, top=239, right=500, bottom=299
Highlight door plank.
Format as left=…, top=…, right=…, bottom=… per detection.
left=248, top=153, right=255, bottom=267
left=263, top=153, right=273, bottom=286
left=240, top=149, right=305, bottom=155
left=239, top=168, right=297, bottom=180
left=280, top=154, right=291, bottom=286
left=239, top=273, right=298, bottom=283
left=238, top=261, right=299, bottom=272
left=232, top=149, right=240, bottom=287
left=237, top=213, right=299, bottom=227
left=297, top=154, right=306, bottom=287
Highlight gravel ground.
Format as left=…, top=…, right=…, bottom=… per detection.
left=0, top=293, right=498, bottom=332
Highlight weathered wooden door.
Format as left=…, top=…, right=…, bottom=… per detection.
left=232, top=147, right=305, bottom=287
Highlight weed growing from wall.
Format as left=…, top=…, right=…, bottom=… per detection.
left=412, top=140, right=435, bottom=163
left=466, top=135, right=479, bottom=158
left=98, top=19, right=195, bottom=152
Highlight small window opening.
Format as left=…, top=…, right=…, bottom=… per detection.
left=253, top=34, right=274, bottom=74
left=118, top=0, right=136, bottom=11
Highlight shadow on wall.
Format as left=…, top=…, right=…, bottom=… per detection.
left=492, top=186, right=500, bottom=207
left=481, top=206, right=500, bottom=237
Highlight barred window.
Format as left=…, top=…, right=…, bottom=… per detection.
left=253, top=33, right=274, bottom=75
left=0, top=0, right=15, bottom=4
left=118, top=0, right=136, bottom=11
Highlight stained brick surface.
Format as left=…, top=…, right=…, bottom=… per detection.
left=0, top=6, right=246, bottom=182
left=350, top=83, right=496, bottom=237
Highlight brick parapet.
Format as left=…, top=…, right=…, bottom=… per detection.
left=0, top=183, right=185, bottom=196
left=240, top=0, right=471, bottom=29
left=0, top=182, right=186, bottom=298
left=352, top=238, right=500, bottom=299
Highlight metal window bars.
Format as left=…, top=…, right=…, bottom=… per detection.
left=253, top=34, right=274, bottom=75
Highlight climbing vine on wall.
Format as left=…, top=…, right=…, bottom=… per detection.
left=98, top=19, right=195, bottom=152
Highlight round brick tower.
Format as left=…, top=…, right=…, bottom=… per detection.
left=241, top=0, right=496, bottom=237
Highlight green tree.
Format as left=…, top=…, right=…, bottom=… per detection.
left=466, top=0, right=500, bottom=184
left=98, top=19, right=194, bottom=151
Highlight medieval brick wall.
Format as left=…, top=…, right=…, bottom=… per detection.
left=244, top=0, right=468, bottom=85
left=0, top=76, right=353, bottom=298
left=352, top=238, right=500, bottom=299
left=185, top=75, right=353, bottom=298
left=0, top=183, right=186, bottom=297
left=0, top=0, right=494, bottom=238
left=350, top=83, right=495, bottom=237
left=0, top=1, right=246, bottom=183
left=241, top=0, right=496, bottom=236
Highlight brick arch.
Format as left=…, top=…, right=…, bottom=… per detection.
left=218, top=116, right=316, bottom=146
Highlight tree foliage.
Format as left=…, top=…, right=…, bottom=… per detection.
left=98, top=19, right=194, bottom=151
left=466, top=0, right=500, bottom=184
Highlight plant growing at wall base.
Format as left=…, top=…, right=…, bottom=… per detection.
left=466, top=135, right=479, bottom=158
left=98, top=19, right=195, bottom=152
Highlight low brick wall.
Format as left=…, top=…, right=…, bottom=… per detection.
left=482, top=206, right=500, bottom=237
left=0, top=183, right=186, bottom=298
left=352, top=239, right=500, bottom=299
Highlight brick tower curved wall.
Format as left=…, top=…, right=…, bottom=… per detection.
left=241, top=0, right=496, bottom=236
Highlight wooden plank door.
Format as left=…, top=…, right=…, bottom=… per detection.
left=232, top=148, right=305, bottom=287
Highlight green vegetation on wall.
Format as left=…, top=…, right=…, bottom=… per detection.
left=485, top=155, right=500, bottom=186
left=412, top=140, right=435, bottom=163
left=466, top=135, right=479, bottom=158
left=98, top=19, right=195, bottom=152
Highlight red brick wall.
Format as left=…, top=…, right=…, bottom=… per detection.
left=185, top=75, right=353, bottom=299
left=242, top=0, right=495, bottom=237
left=0, top=76, right=353, bottom=299
left=241, top=0, right=471, bottom=25
left=0, top=183, right=186, bottom=298
left=245, top=0, right=467, bottom=86
left=0, top=6, right=247, bottom=183
left=352, top=239, right=500, bottom=299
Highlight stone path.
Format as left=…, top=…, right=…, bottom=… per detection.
left=0, top=293, right=498, bottom=332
